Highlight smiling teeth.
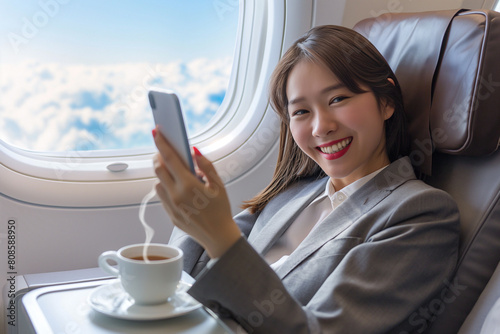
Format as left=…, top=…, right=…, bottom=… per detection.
left=319, top=138, right=352, bottom=154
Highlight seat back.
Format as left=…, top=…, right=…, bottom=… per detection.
left=354, top=9, right=500, bottom=334
left=458, top=261, right=500, bottom=333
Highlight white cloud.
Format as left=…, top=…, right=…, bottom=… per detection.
left=0, top=57, right=233, bottom=152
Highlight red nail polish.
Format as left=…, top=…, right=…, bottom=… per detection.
left=193, top=146, right=202, bottom=156
left=152, top=128, right=157, bottom=138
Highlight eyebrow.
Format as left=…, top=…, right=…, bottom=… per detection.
left=288, top=83, right=346, bottom=106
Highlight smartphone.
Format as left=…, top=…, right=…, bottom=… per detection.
left=148, top=90, right=195, bottom=174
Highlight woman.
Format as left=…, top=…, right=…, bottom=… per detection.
left=153, top=25, right=459, bottom=333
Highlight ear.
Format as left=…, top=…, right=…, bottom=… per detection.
left=382, top=103, right=395, bottom=120
left=381, top=78, right=395, bottom=121
left=382, top=78, right=396, bottom=120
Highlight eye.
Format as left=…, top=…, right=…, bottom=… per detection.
left=291, top=109, right=309, bottom=117
left=330, top=96, right=348, bottom=104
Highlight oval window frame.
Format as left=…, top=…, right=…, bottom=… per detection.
left=0, top=0, right=318, bottom=207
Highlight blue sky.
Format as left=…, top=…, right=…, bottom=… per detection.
left=0, top=1, right=239, bottom=151
left=0, top=0, right=239, bottom=63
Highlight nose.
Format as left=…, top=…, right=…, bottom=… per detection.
left=312, top=108, right=337, bottom=137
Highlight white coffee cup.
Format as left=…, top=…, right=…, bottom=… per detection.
left=98, top=243, right=183, bottom=305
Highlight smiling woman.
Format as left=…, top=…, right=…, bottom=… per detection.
left=0, top=0, right=239, bottom=152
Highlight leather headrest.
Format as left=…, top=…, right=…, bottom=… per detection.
left=354, top=9, right=500, bottom=159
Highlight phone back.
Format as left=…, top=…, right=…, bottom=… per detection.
left=149, top=91, right=194, bottom=173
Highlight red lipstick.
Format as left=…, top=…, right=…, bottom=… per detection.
left=316, top=137, right=352, bottom=160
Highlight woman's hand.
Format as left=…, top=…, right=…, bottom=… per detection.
left=152, top=127, right=241, bottom=259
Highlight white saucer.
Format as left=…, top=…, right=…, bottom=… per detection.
left=88, top=280, right=201, bottom=321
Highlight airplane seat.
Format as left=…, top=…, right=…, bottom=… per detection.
left=459, top=260, right=500, bottom=333
left=354, top=9, right=500, bottom=334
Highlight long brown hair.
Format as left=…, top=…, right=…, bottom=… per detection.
left=242, top=25, right=409, bottom=214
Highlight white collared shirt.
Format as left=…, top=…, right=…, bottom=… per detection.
left=265, top=166, right=388, bottom=270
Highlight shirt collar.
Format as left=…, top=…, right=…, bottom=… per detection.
left=314, top=164, right=389, bottom=205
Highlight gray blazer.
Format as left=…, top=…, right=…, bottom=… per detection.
left=169, top=157, right=460, bottom=333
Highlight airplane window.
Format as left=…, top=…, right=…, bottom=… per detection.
left=0, top=0, right=239, bottom=153
left=495, top=1, right=500, bottom=12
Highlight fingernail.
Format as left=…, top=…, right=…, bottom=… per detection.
left=193, top=146, right=202, bottom=156
left=152, top=128, right=157, bottom=138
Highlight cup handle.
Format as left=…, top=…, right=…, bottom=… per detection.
left=98, top=251, right=120, bottom=276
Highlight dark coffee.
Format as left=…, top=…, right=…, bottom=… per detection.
left=129, top=255, right=169, bottom=261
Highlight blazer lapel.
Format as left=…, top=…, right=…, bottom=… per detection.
left=274, top=157, right=416, bottom=279
left=248, top=177, right=328, bottom=255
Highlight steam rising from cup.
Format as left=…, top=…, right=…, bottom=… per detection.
left=139, top=187, right=156, bottom=263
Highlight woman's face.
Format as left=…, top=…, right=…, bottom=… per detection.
left=286, top=60, right=394, bottom=190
